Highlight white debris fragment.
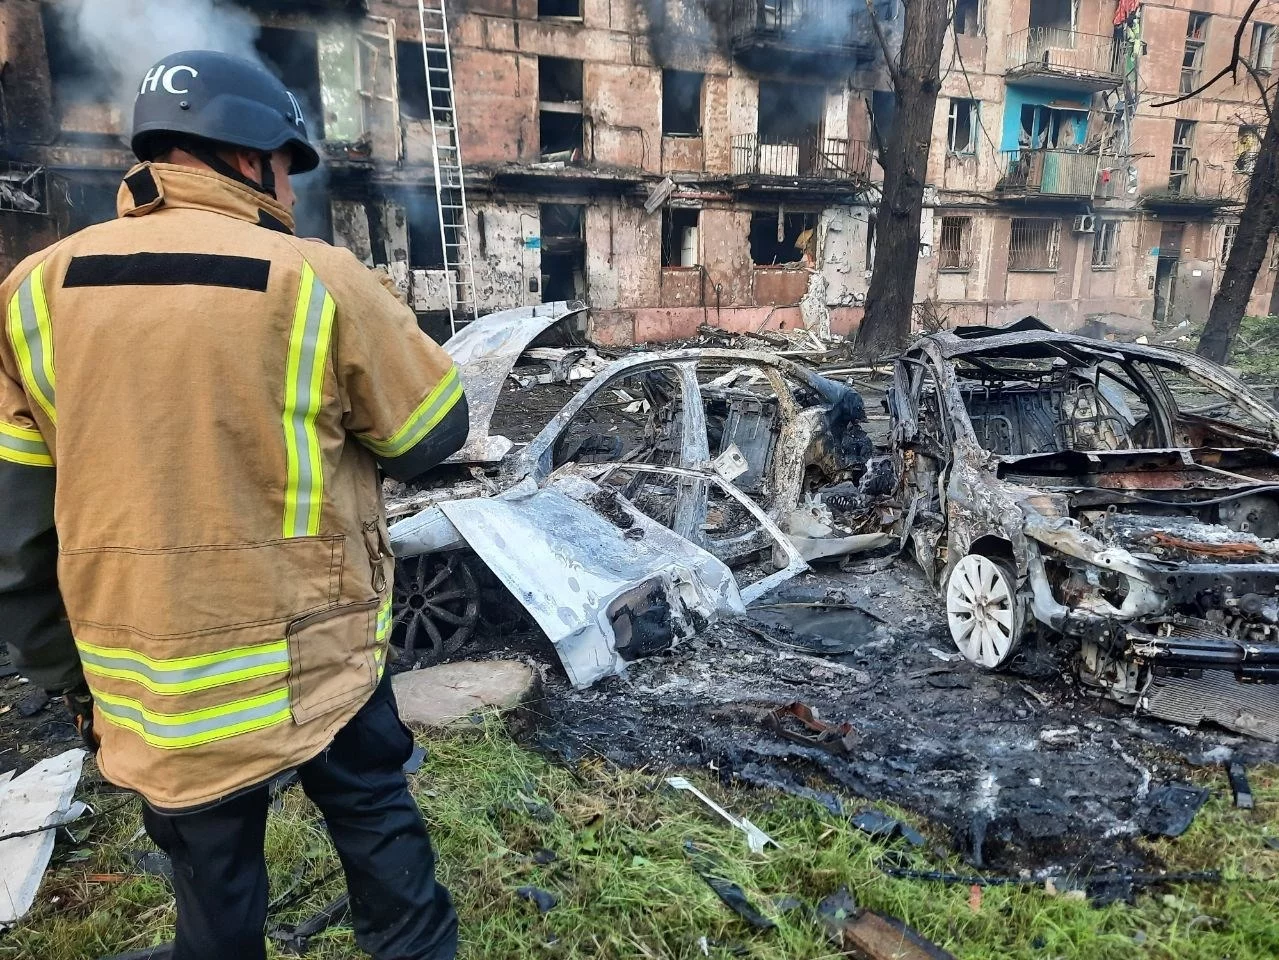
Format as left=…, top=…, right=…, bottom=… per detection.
left=665, top=776, right=777, bottom=854
left=0, top=749, right=87, bottom=924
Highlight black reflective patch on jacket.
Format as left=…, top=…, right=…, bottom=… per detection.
left=62, top=253, right=271, bottom=292
left=257, top=209, right=293, bottom=234
left=124, top=168, right=161, bottom=208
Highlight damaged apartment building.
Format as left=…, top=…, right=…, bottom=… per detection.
left=0, top=0, right=1276, bottom=340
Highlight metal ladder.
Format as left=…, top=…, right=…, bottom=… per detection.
left=417, top=0, right=477, bottom=334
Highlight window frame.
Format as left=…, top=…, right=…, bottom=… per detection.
left=1008, top=217, right=1061, bottom=272
left=1250, top=22, right=1276, bottom=72
left=1169, top=119, right=1196, bottom=194
left=938, top=215, right=974, bottom=272
left=946, top=98, right=979, bottom=156
left=1091, top=220, right=1119, bottom=269
left=1222, top=222, right=1238, bottom=263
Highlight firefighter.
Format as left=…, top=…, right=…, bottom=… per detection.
left=0, top=51, right=464, bottom=960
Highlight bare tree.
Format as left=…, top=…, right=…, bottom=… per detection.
left=1198, top=101, right=1279, bottom=363
left=853, top=0, right=950, bottom=354
left=1153, top=0, right=1279, bottom=363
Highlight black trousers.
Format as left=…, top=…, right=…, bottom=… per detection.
left=142, top=674, right=458, bottom=960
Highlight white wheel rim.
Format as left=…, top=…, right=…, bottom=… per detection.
left=946, top=555, right=1016, bottom=668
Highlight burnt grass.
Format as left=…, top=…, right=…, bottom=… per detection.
left=458, top=561, right=1279, bottom=877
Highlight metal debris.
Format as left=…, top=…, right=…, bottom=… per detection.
left=666, top=777, right=777, bottom=854
left=1227, top=763, right=1254, bottom=810
left=1139, top=784, right=1211, bottom=838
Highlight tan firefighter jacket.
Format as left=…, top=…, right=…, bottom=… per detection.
left=0, top=163, right=468, bottom=810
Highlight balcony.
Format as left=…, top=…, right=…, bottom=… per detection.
left=731, top=135, right=873, bottom=188
left=1006, top=27, right=1124, bottom=91
left=729, top=0, right=876, bottom=71
left=996, top=149, right=1114, bottom=199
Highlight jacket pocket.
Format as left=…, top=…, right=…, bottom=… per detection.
left=286, top=599, right=378, bottom=724
left=61, top=537, right=344, bottom=639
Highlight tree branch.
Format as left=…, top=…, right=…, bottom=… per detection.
left=1152, top=0, right=1265, bottom=108
left=865, top=0, right=904, bottom=90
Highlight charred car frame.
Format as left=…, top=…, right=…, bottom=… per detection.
left=891, top=319, right=1279, bottom=739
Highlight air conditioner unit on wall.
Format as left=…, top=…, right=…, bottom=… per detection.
left=1072, top=214, right=1096, bottom=234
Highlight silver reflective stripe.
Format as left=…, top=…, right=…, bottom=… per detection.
left=95, top=689, right=291, bottom=748
left=16, top=275, right=55, bottom=415
left=78, top=644, right=288, bottom=694
left=283, top=264, right=334, bottom=538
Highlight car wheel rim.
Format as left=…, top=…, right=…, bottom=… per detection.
left=391, top=554, right=480, bottom=665
left=946, top=554, right=1016, bottom=669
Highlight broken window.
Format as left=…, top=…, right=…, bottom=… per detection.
left=1182, top=13, right=1210, bottom=94
left=1028, top=0, right=1075, bottom=33
left=397, top=41, right=449, bottom=119
left=1250, top=22, right=1277, bottom=72
left=1092, top=220, right=1119, bottom=269
left=1018, top=104, right=1086, bottom=150
left=662, top=208, right=700, bottom=267
left=257, top=27, right=324, bottom=140
left=662, top=70, right=704, bottom=137
left=405, top=194, right=445, bottom=269
left=40, top=3, right=109, bottom=127
left=947, top=99, right=978, bottom=155
left=1222, top=223, right=1237, bottom=262
left=938, top=216, right=972, bottom=270
left=540, top=203, right=586, bottom=302
left=758, top=80, right=824, bottom=146
left=0, top=162, right=48, bottom=216
left=539, top=0, right=583, bottom=16
left=955, top=0, right=983, bottom=36
left=749, top=211, right=817, bottom=266
left=1237, top=125, right=1261, bottom=173
left=539, top=57, right=583, bottom=103
left=539, top=57, right=584, bottom=161
left=1169, top=119, right=1196, bottom=194
left=552, top=367, right=684, bottom=472
left=1008, top=218, right=1060, bottom=271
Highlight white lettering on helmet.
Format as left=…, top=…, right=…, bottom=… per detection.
left=162, top=65, right=199, bottom=95
left=285, top=91, right=305, bottom=128
left=140, top=65, right=166, bottom=95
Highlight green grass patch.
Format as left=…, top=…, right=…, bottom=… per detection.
left=3, top=719, right=1277, bottom=959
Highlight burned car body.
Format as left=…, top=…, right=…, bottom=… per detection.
left=891, top=319, right=1279, bottom=739
left=387, top=317, right=871, bottom=685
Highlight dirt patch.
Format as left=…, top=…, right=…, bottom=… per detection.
left=0, top=644, right=80, bottom=778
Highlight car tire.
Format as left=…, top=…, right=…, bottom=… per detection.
left=945, top=553, right=1023, bottom=669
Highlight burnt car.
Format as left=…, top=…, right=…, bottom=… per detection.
left=890, top=318, right=1279, bottom=740
left=386, top=306, right=872, bottom=684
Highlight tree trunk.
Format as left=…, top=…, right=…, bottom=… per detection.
left=1197, top=102, right=1279, bottom=363
left=853, top=0, right=949, bottom=354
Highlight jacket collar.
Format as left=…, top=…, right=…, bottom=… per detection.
left=116, top=163, right=296, bottom=235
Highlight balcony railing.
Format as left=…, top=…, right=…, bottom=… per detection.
left=1006, top=27, right=1124, bottom=88
left=997, top=149, right=1108, bottom=197
left=731, top=134, right=873, bottom=181
left=729, top=0, right=868, bottom=53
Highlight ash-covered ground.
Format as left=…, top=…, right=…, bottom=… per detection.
left=461, top=561, right=1279, bottom=875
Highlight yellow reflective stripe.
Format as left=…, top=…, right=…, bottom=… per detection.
left=6, top=263, right=56, bottom=424
left=78, top=638, right=289, bottom=695
left=376, top=594, right=392, bottom=642
left=0, top=421, right=53, bottom=466
left=0, top=421, right=53, bottom=467
left=282, top=263, right=335, bottom=538
left=95, top=687, right=291, bottom=750
left=359, top=365, right=464, bottom=459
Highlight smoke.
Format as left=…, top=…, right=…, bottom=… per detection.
left=49, top=0, right=335, bottom=238
left=49, top=0, right=262, bottom=118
